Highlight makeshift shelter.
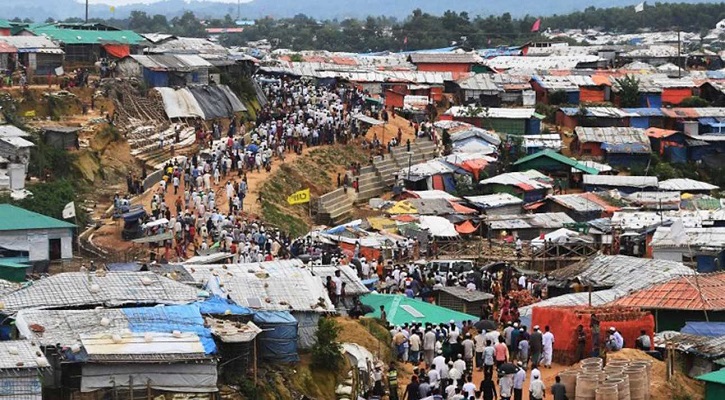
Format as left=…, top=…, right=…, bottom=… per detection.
left=419, top=216, right=460, bottom=239
left=252, top=311, right=300, bottom=362
left=0, top=340, right=49, bottom=400
left=42, top=125, right=81, bottom=150
left=30, top=23, right=146, bottom=62
left=117, top=54, right=213, bottom=87
left=14, top=304, right=219, bottom=397
left=479, top=170, right=553, bottom=202
left=657, top=332, right=725, bottom=378
left=0, top=36, right=63, bottom=77
left=155, top=84, right=246, bottom=120
left=582, top=175, right=659, bottom=194
left=650, top=226, right=725, bottom=272
left=311, top=264, right=370, bottom=306
left=0, top=271, right=201, bottom=313
left=659, top=178, right=719, bottom=194
left=484, top=213, right=576, bottom=241
left=520, top=254, right=694, bottom=317
left=573, top=127, right=651, bottom=166
left=697, top=369, right=725, bottom=399
left=464, top=193, right=523, bottom=216
left=0, top=204, right=75, bottom=273
left=434, top=286, right=494, bottom=314
left=361, top=293, right=478, bottom=326
left=612, top=272, right=725, bottom=331
left=183, top=260, right=335, bottom=349
left=544, top=193, right=618, bottom=222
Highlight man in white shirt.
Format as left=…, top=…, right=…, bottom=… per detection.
left=432, top=350, right=447, bottom=377
left=427, top=364, right=440, bottom=389
left=461, top=376, right=476, bottom=399
left=409, top=331, right=421, bottom=365
left=529, top=370, right=546, bottom=400
left=423, top=328, right=437, bottom=366
left=448, top=320, right=459, bottom=344
left=513, top=362, right=526, bottom=400
left=542, top=325, right=555, bottom=368
left=447, top=360, right=462, bottom=384
left=452, top=354, right=466, bottom=378
left=474, top=330, right=486, bottom=371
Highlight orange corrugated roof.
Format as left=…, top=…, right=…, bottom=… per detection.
left=591, top=75, right=612, bottom=86
left=580, top=192, right=620, bottom=213
left=646, top=127, right=680, bottom=138
left=455, top=220, right=478, bottom=234
left=612, top=273, right=725, bottom=311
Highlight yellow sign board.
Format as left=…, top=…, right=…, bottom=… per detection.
left=24, top=110, right=36, bottom=118
left=287, top=188, right=311, bottom=205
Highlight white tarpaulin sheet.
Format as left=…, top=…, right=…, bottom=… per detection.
left=81, top=363, right=218, bottom=393
left=80, top=333, right=205, bottom=356
left=61, top=235, right=72, bottom=259
left=419, top=216, right=459, bottom=238
left=155, top=87, right=205, bottom=119
left=0, top=233, right=30, bottom=252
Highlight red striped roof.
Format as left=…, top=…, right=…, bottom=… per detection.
left=612, top=273, right=725, bottom=311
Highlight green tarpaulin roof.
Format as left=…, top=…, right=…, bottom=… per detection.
left=513, top=149, right=600, bottom=175
left=361, top=293, right=478, bottom=326
left=31, top=25, right=146, bottom=45
left=698, top=368, right=725, bottom=384
left=0, top=204, right=75, bottom=231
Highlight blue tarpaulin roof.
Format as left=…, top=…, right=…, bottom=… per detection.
left=198, top=295, right=253, bottom=315
left=681, top=321, right=725, bottom=337
left=122, top=304, right=216, bottom=354
left=253, top=311, right=298, bottom=325
left=699, top=117, right=725, bottom=128
left=601, top=142, right=651, bottom=154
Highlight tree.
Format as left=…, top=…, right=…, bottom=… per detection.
left=311, top=317, right=343, bottom=371
left=548, top=90, right=568, bottom=106
left=614, top=75, right=640, bottom=108
left=679, top=96, right=709, bottom=107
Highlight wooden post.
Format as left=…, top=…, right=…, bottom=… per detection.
left=253, top=337, right=258, bottom=386
left=147, top=379, right=151, bottom=400
left=129, top=375, right=134, bottom=400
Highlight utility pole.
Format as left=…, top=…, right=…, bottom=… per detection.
left=85, top=0, right=89, bottom=23
left=677, top=30, right=682, bottom=78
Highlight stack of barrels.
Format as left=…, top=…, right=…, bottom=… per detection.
left=557, top=357, right=651, bottom=400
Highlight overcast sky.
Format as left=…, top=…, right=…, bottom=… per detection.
left=84, top=0, right=250, bottom=5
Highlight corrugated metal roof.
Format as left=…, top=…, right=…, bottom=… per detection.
left=183, top=260, right=335, bottom=313
left=574, top=127, right=649, bottom=147
left=0, top=272, right=200, bottom=313
left=146, top=36, right=228, bottom=55
left=0, top=36, right=63, bottom=54
left=457, top=73, right=501, bottom=91
left=0, top=136, right=34, bottom=148
left=559, top=107, right=635, bottom=118
left=660, top=333, right=725, bottom=360
left=407, top=190, right=461, bottom=201
left=436, top=286, right=494, bottom=302
left=583, top=175, right=658, bottom=188
left=485, top=212, right=575, bottom=230
left=0, top=340, right=49, bottom=370
left=480, top=170, right=553, bottom=191
left=446, top=106, right=539, bottom=119
left=311, top=265, right=369, bottom=296
left=409, top=52, right=481, bottom=64
left=549, top=254, right=694, bottom=294
left=520, top=289, right=623, bottom=317
left=547, top=193, right=610, bottom=213
left=659, top=178, right=719, bottom=192
left=612, top=272, right=725, bottom=311
left=0, top=125, right=30, bottom=137
left=626, top=191, right=681, bottom=209
left=651, top=226, right=725, bottom=249
left=485, top=55, right=600, bottom=71
left=465, top=193, right=523, bottom=208
left=0, top=41, right=16, bottom=54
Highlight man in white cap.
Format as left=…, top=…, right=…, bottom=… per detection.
left=529, top=369, right=546, bottom=400
left=448, top=360, right=462, bottom=385
left=423, top=326, right=436, bottom=366
left=607, top=326, right=624, bottom=352
left=448, top=320, right=460, bottom=344
left=433, top=349, right=447, bottom=378
left=513, top=361, right=527, bottom=400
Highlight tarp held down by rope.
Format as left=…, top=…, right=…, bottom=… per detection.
left=156, top=84, right=247, bottom=120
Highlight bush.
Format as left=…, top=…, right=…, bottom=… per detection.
left=678, top=96, right=709, bottom=107
left=311, top=317, right=344, bottom=371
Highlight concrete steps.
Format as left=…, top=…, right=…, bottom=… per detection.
left=314, top=137, right=441, bottom=225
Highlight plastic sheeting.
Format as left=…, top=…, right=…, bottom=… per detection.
left=419, top=216, right=459, bottom=238
left=155, top=87, right=205, bottom=119
left=681, top=321, right=725, bottom=337
left=103, top=44, right=130, bottom=59
left=198, top=295, right=253, bottom=315
left=81, top=363, right=218, bottom=393
left=122, top=304, right=216, bottom=354
left=253, top=311, right=300, bottom=362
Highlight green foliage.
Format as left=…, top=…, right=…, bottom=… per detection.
left=535, top=103, right=557, bottom=124
left=0, top=180, right=86, bottom=225
left=260, top=200, right=309, bottom=238
left=678, top=96, right=710, bottom=107
left=614, top=75, right=640, bottom=108
left=289, top=53, right=304, bottom=62
left=441, top=129, right=452, bottom=155
left=548, top=90, right=568, bottom=106
left=28, top=139, right=80, bottom=181
left=453, top=174, right=479, bottom=197
left=311, top=317, right=344, bottom=371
